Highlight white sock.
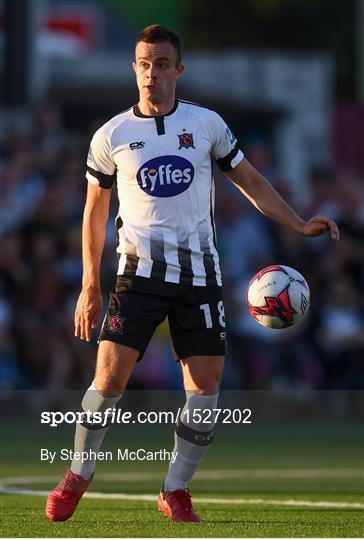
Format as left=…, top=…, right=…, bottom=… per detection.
left=163, top=392, right=219, bottom=492
left=70, top=382, right=122, bottom=479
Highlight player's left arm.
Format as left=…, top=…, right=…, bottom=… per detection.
left=225, top=157, right=340, bottom=240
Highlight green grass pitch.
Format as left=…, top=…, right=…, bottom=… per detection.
left=1, top=422, right=363, bottom=537
left=2, top=493, right=364, bottom=538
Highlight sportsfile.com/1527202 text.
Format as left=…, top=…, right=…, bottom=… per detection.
left=40, top=408, right=252, bottom=428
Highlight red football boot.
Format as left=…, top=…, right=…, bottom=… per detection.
left=45, top=470, right=93, bottom=522
left=158, top=488, right=201, bottom=522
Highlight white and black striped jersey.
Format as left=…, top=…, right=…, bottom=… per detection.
left=86, top=99, right=244, bottom=287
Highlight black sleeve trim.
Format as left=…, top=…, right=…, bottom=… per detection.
left=87, top=165, right=116, bottom=189
left=215, top=142, right=240, bottom=172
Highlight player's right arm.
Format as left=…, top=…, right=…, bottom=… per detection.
left=74, top=183, right=112, bottom=342
left=75, top=123, right=116, bottom=342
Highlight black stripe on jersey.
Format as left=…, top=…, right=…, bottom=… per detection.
left=87, top=166, right=116, bottom=189
left=210, top=205, right=217, bottom=249
left=199, top=229, right=217, bottom=287
left=209, top=159, right=217, bottom=249
left=203, top=251, right=217, bottom=287
left=115, top=216, right=123, bottom=258
left=151, top=260, right=168, bottom=280
left=124, top=254, right=139, bottom=276
left=178, top=246, right=193, bottom=286
left=155, top=116, right=165, bottom=135
left=150, top=235, right=167, bottom=281
left=216, top=142, right=240, bottom=172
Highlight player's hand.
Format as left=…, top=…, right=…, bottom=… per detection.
left=74, top=287, right=103, bottom=342
left=302, top=214, right=340, bottom=240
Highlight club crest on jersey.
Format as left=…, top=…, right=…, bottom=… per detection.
left=108, top=315, right=125, bottom=334
left=177, top=132, right=195, bottom=149
left=136, top=155, right=194, bottom=197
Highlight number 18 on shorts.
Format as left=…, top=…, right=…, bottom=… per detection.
left=99, top=277, right=227, bottom=360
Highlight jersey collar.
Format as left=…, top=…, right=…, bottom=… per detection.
left=133, top=99, right=179, bottom=119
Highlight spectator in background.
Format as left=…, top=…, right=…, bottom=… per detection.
left=0, top=298, right=22, bottom=391
left=317, top=273, right=364, bottom=388
left=0, top=144, right=45, bottom=234
left=32, top=102, right=66, bottom=175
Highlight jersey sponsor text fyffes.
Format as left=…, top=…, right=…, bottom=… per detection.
left=137, top=155, right=194, bottom=197
left=86, top=100, right=244, bottom=286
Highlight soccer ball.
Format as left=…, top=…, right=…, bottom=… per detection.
left=246, top=265, right=310, bottom=329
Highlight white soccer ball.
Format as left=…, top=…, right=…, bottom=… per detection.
left=246, top=265, right=310, bottom=329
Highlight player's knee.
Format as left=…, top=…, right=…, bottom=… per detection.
left=93, top=377, right=124, bottom=397
left=188, top=370, right=222, bottom=394
left=94, top=341, right=138, bottom=396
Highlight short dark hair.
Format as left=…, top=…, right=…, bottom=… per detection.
left=136, top=24, right=182, bottom=66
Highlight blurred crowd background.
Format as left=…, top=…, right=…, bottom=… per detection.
left=1, top=0, right=363, bottom=395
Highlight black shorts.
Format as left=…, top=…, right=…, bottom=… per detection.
left=99, top=276, right=226, bottom=361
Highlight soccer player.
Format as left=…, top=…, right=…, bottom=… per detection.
left=45, top=24, right=339, bottom=523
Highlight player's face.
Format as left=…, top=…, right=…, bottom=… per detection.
left=133, top=41, right=184, bottom=106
